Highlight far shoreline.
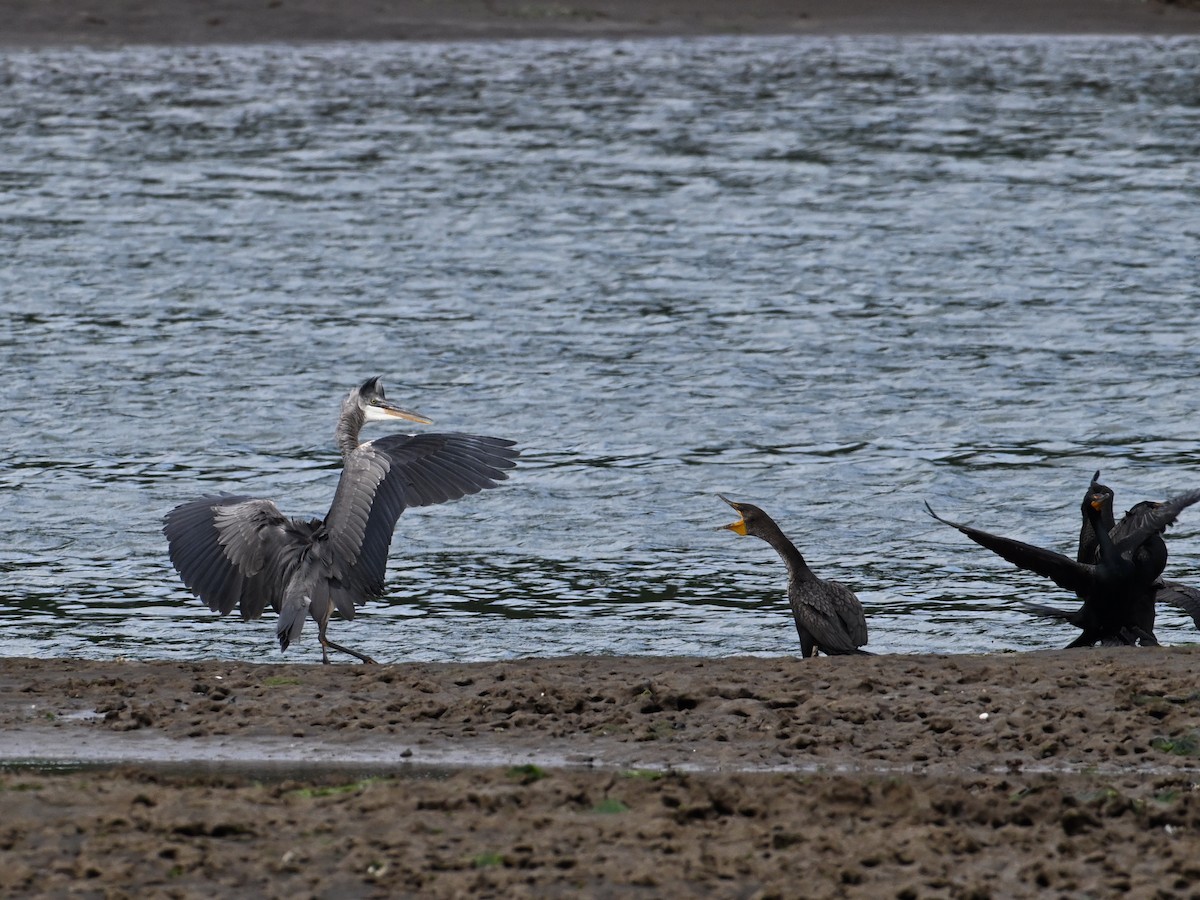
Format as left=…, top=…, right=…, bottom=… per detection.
left=2, top=0, right=1199, bottom=48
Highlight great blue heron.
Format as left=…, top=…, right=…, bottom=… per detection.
left=718, top=495, right=870, bottom=657
left=163, top=376, right=519, bottom=664
left=925, top=483, right=1200, bottom=647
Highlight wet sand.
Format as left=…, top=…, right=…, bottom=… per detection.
left=3, top=649, right=1200, bottom=895
left=2, top=0, right=1199, bottom=46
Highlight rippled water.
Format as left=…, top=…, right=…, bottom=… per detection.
left=2, top=36, right=1199, bottom=662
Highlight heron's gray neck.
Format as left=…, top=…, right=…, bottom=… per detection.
left=335, top=396, right=365, bottom=459
left=754, top=519, right=814, bottom=583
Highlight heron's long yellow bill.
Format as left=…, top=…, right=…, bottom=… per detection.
left=385, top=408, right=433, bottom=425
left=373, top=400, right=433, bottom=425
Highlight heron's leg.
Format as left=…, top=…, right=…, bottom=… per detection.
left=314, top=605, right=377, bottom=664
left=322, top=638, right=378, bottom=665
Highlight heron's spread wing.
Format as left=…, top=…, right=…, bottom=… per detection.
left=925, top=502, right=1093, bottom=596
left=163, top=495, right=293, bottom=619
left=323, top=432, right=519, bottom=599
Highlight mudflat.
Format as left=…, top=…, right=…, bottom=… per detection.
left=2, top=649, right=1199, bottom=896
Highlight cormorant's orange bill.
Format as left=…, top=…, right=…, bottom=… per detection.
left=717, top=493, right=748, bottom=535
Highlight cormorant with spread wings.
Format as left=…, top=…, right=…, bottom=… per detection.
left=926, top=481, right=1200, bottom=647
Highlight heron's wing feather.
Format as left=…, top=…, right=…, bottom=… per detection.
left=370, top=433, right=519, bottom=507
left=925, top=502, right=1093, bottom=595
left=163, top=495, right=292, bottom=619
left=1112, top=489, right=1200, bottom=554
left=324, top=433, right=519, bottom=598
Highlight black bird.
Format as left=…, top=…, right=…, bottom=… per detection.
left=1076, top=470, right=1115, bottom=565
left=1028, top=471, right=1200, bottom=641
left=164, top=376, right=519, bottom=664
left=926, top=486, right=1200, bottom=647
left=719, top=495, right=869, bottom=657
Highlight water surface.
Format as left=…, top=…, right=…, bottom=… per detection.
left=2, top=36, right=1199, bottom=662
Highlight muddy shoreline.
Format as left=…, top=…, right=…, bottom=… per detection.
left=5, top=650, right=1200, bottom=775
left=3, top=650, right=1199, bottom=895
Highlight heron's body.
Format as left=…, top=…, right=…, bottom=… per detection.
left=163, top=377, right=518, bottom=663
left=927, top=483, right=1200, bottom=648
left=719, top=496, right=868, bottom=657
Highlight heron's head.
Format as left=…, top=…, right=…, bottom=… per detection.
left=717, top=494, right=770, bottom=537
left=354, top=376, right=433, bottom=425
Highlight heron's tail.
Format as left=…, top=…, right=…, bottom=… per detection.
left=276, top=592, right=310, bottom=652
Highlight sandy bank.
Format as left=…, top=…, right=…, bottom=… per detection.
left=3, top=649, right=1200, bottom=896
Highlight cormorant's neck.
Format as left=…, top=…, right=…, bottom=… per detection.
left=1087, top=503, right=1119, bottom=565
left=752, top=517, right=815, bottom=582
left=1078, top=496, right=1115, bottom=564
left=335, top=397, right=365, bottom=459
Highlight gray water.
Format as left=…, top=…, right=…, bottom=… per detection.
left=3, top=35, right=1199, bottom=663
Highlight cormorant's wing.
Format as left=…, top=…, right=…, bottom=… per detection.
left=1157, top=579, right=1200, bottom=628
left=163, top=494, right=294, bottom=619
left=829, top=580, right=870, bottom=651
left=795, top=579, right=870, bottom=655
left=1111, top=489, right=1200, bottom=555
left=323, top=432, right=519, bottom=604
left=925, top=502, right=1094, bottom=596
left=1019, top=601, right=1084, bottom=626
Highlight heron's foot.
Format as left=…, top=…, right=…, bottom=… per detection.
left=323, top=637, right=377, bottom=665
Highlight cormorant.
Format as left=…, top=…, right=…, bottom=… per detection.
left=926, top=485, right=1200, bottom=647
left=1027, top=471, right=1200, bottom=642
left=719, top=495, right=869, bottom=657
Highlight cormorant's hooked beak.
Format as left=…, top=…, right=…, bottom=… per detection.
left=717, top=493, right=748, bottom=535
left=367, top=398, right=433, bottom=425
